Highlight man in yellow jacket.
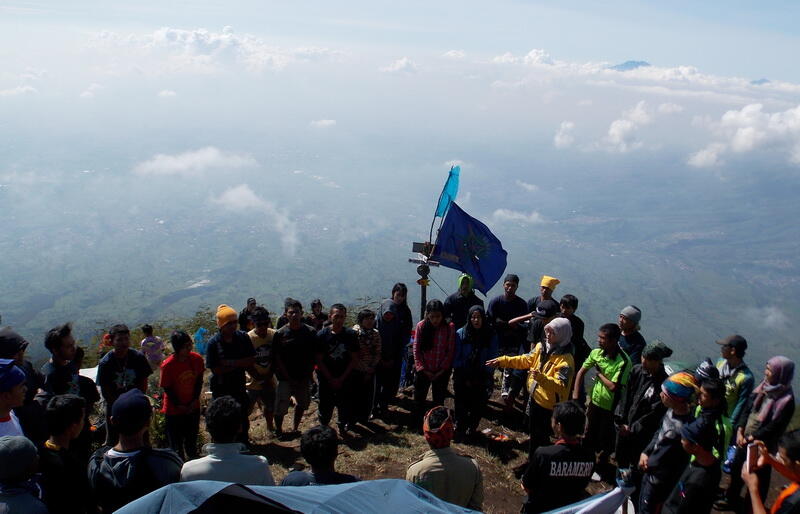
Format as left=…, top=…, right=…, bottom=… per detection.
left=487, top=317, right=575, bottom=456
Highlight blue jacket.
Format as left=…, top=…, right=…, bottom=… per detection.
left=453, top=326, right=499, bottom=376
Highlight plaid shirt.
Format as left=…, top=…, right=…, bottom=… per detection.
left=353, top=325, right=382, bottom=373
left=413, top=320, right=455, bottom=372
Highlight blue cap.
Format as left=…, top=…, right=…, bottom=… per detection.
left=0, top=359, right=25, bottom=392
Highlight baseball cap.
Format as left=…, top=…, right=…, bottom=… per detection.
left=716, top=334, right=747, bottom=352
left=111, top=389, right=152, bottom=431
left=532, top=299, right=560, bottom=319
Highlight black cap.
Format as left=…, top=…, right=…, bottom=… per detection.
left=111, top=389, right=152, bottom=429
left=0, top=328, right=28, bottom=359
left=247, top=297, right=256, bottom=304
left=532, top=299, right=560, bottom=319
left=716, top=334, right=747, bottom=352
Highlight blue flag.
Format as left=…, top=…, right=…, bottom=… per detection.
left=431, top=202, right=507, bottom=295
left=434, top=165, right=460, bottom=217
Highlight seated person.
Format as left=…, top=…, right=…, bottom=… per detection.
left=88, top=389, right=182, bottom=512
left=0, top=435, right=48, bottom=514
left=281, top=425, right=358, bottom=486
left=181, top=396, right=274, bottom=485
left=406, top=406, right=483, bottom=510
left=522, top=401, right=594, bottom=513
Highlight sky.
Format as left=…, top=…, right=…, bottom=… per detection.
left=1, top=0, right=799, bottom=362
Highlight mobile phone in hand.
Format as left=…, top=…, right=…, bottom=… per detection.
left=746, top=442, right=759, bottom=473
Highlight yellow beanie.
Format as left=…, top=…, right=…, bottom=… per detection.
left=540, top=275, right=560, bottom=291
left=216, top=304, right=238, bottom=328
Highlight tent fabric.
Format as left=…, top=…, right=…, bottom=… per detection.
left=115, top=479, right=479, bottom=514
left=544, top=484, right=635, bottom=514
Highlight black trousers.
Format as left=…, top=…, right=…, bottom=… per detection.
left=352, top=371, right=376, bottom=423
left=528, top=402, right=554, bottom=456
left=414, top=369, right=451, bottom=407
left=726, top=443, right=772, bottom=503
left=318, top=375, right=354, bottom=427
left=375, top=360, right=402, bottom=410
left=165, top=412, right=201, bottom=460
left=453, top=370, right=490, bottom=433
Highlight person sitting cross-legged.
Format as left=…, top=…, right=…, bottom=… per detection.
left=281, top=425, right=358, bottom=486
left=406, top=406, right=483, bottom=511
left=181, top=396, right=275, bottom=485
left=88, top=389, right=182, bottom=513
left=521, top=401, right=595, bottom=513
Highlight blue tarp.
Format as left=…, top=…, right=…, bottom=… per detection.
left=116, top=479, right=478, bottom=514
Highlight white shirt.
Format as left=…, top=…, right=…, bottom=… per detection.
left=180, top=443, right=274, bottom=485
left=0, top=411, right=23, bottom=437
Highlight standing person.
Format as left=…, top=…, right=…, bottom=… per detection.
left=206, top=305, right=256, bottom=445
left=159, top=330, right=204, bottom=460
left=374, top=299, right=402, bottom=418
left=406, top=406, right=484, bottom=510
left=559, top=295, right=589, bottom=369
left=272, top=299, right=317, bottom=437
left=0, top=328, right=45, bottom=446
left=509, top=298, right=560, bottom=406
left=638, top=372, right=698, bottom=514
left=41, top=323, right=101, bottom=460
left=0, top=360, right=26, bottom=437
left=521, top=401, right=595, bottom=513
left=275, top=298, right=293, bottom=330
left=0, top=435, right=48, bottom=514
left=180, top=396, right=274, bottom=485
left=718, top=356, right=796, bottom=511
left=715, top=334, right=755, bottom=430
left=662, top=421, right=724, bottom=514
left=571, top=323, right=632, bottom=482
left=352, top=309, right=381, bottom=425
left=303, top=299, right=329, bottom=331
left=246, top=307, right=277, bottom=434
left=453, top=306, right=498, bottom=439
left=88, top=389, right=182, bottom=513
left=39, top=394, right=94, bottom=514
left=413, top=300, right=455, bottom=414
left=486, top=274, right=529, bottom=408
left=139, top=324, right=164, bottom=372
left=443, top=274, right=484, bottom=332
left=618, top=305, right=646, bottom=364
left=388, top=283, right=414, bottom=390
left=315, top=304, right=359, bottom=434
left=96, top=323, right=152, bottom=446
left=527, top=275, right=560, bottom=312
left=488, top=317, right=574, bottom=455
left=281, top=425, right=359, bottom=486
left=238, top=297, right=258, bottom=332
left=615, top=342, right=671, bottom=473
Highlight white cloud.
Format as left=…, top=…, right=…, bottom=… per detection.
left=746, top=306, right=789, bottom=329
left=601, top=100, right=653, bottom=153
left=444, top=159, right=465, bottom=169
left=157, top=89, right=177, bottom=97
left=554, top=121, right=575, bottom=149
left=90, top=26, right=343, bottom=75
left=688, top=143, right=726, bottom=168
left=0, top=85, right=37, bottom=97
left=515, top=180, right=539, bottom=192
left=310, top=119, right=336, bottom=128
left=80, top=83, right=103, bottom=99
left=379, top=57, right=417, bottom=73
left=133, top=146, right=257, bottom=177
left=658, top=102, right=684, bottom=114
left=442, top=50, right=465, bottom=60
left=689, top=103, right=800, bottom=166
left=492, top=209, right=545, bottom=224
left=212, top=184, right=298, bottom=255
left=493, top=49, right=553, bottom=66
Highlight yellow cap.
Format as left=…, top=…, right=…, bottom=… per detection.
left=216, top=304, right=238, bottom=328
left=540, top=275, right=560, bottom=291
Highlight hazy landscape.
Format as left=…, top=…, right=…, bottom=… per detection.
left=1, top=2, right=798, bottom=379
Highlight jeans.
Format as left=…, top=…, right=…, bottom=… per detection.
left=414, top=368, right=451, bottom=408
left=317, top=375, right=355, bottom=427
left=375, top=359, right=402, bottom=411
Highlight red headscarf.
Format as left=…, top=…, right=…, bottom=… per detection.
left=423, top=406, right=455, bottom=449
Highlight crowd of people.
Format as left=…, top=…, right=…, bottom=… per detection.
left=0, top=272, right=798, bottom=514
